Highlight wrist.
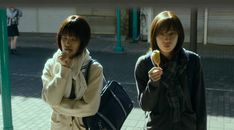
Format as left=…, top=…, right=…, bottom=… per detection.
left=148, top=79, right=160, bottom=88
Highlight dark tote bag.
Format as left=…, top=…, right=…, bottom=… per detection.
left=82, top=60, right=134, bottom=130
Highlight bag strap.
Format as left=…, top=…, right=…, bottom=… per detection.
left=185, top=51, right=197, bottom=96
left=83, top=59, right=94, bottom=84
left=84, top=59, right=107, bottom=86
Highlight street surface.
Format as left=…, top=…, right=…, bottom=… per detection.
left=0, top=45, right=234, bottom=130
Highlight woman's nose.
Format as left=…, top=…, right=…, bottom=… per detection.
left=64, top=40, right=71, bottom=46
left=164, top=35, right=170, bottom=40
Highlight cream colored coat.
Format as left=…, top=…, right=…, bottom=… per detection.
left=41, top=49, right=103, bottom=130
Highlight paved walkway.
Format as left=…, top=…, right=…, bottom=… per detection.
left=1, top=33, right=234, bottom=130
left=1, top=93, right=234, bottom=130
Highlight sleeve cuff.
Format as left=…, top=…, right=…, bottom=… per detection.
left=147, top=79, right=160, bottom=90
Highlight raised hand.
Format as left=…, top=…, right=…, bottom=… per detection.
left=58, top=51, right=72, bottom=68
left=148, top=67, right=163, bottom=82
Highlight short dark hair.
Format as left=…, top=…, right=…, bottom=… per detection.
left=57, top=15, right=91, bottom=55
left=150, top=11, right=184, bottom=54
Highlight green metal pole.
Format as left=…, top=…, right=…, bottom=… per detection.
left=0, top=8, right=14, bottom=130
left=132, top=8, right=138, bottom=43
left=114, top=7, right=124, bottom=53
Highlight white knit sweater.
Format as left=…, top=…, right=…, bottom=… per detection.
left=41, top=49, right=103, bottom=130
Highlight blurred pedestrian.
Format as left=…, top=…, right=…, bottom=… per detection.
left=41, top=15, right=104, bottom=130
left=134, top=10, right=206, bottom=130
left=7, top=7, right=22, bottom=54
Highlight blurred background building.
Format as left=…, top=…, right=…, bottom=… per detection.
left=18, top=7, right=234, bottom=45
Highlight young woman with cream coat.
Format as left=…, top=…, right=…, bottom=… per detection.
left=41, top=15, right=103, bottom=130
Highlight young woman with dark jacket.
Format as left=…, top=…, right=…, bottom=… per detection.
left=134, top=11, right=207, bottom=130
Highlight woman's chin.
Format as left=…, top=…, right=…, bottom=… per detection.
left=162, top=48, right=172, bottom=53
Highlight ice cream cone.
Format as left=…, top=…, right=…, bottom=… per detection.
left=151, top=50, right=160, bottom=67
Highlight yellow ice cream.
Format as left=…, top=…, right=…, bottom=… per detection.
left=151, top=50, right=160, bottom=67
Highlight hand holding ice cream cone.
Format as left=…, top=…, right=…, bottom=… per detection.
left=58, top=51, right=72, bottom=68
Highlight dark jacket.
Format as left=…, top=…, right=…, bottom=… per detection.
left=134, top=48, right=206, bottom=130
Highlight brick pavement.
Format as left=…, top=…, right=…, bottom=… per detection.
left=1, top=90, right=234, bottom=130
left=1, top=33, right=234, bottom=130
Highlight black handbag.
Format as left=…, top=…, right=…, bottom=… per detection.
left=82, top=60, right=134, bottom=130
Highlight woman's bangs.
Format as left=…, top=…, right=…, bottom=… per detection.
left=157, top=19, right=178, bottom=33
left=61, top=23, right=77, bottom=36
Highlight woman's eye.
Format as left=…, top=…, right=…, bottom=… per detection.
left=71, top=38, right=77, bottom=41
left=169, top=32, right=177, bottom=36
left=62, top=37, right=67, bottom=40
left=158, top=33, right=164, bottom=36
left=169, top=33, right=174, bottom=36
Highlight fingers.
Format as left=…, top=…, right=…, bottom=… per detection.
left=58, top=51, right=72, bottom=67
left=148, top=67, right=163, bottom=82
left=60, top=51, right=69, bottom=59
